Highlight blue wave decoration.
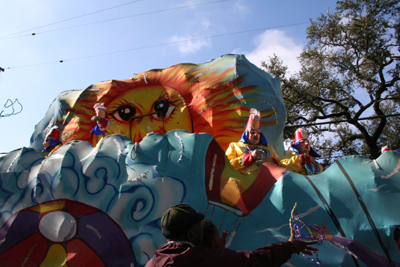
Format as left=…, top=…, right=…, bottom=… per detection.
left=1, top=130, right=400, bottom=266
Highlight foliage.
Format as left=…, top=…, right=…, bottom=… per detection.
left=365, top=101, right=400, bottom=149
left=262, top=0, right=400, bottom=162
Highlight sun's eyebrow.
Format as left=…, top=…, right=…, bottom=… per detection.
left=130, top=100, right=143, bottom=109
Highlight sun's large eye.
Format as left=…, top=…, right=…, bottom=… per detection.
left=152, top=100, right=175, bottom=119
left=110, top=105, right=139, bottom=121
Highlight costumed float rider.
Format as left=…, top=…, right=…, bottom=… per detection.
left=90, top=103, right=123, bottom=145
left=42, top=126, right=62, bottom=157
left=91, top=103, right=109, bottom=139
left=225, top=108, right=280, bottom=175
left=280, top=128, right=323, bottom=175
left=381, top=146, right=392, bottom=154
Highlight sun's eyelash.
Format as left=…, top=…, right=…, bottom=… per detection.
left=108, top=99, right=132, bottom=112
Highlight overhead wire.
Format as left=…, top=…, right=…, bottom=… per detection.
left=4, top=21, right=310, bottom=69
left=0, top=0, right=142, bottom=40
left=284, top=113, right=400, bottom=128
left=0, top=0, right=230, bottom=40
left=2, top=3, right=395, bottom=157
left=286, top=113, right=400, bottom=154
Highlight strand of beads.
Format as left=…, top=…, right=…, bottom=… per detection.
left=305, top=163, right=316, bottom=175
left=289, top=203, right=324, bottom=265
left=303, top=152, right=316, bottom=175
left=130, top=142, right=138, bottom=160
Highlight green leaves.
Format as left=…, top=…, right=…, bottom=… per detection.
left=263, top=0, right=400, bottom=161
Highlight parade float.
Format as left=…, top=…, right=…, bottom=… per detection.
left=1, top=54, right=400, bottom=266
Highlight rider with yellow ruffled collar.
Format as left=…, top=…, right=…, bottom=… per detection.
left=225, top=109, right=280, bottom=174
left=281, top=128, right=323, bottom=175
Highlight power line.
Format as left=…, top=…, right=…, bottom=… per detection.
left=0, top=0, right=230, bottom=40
left=284, top=113, right=400, bottom=128
left=0, top=0, right=142, bottom=39
left=4, top=21, right=310, bottom=69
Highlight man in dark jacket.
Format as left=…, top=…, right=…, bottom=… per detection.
left=145, top=204, right=318, bottom=267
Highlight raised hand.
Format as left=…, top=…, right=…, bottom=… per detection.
left=313, top=224, right=333, bottom=241
left=289, top=229, right=319, bottom=255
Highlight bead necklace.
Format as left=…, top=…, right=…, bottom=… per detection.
left=130, top=142, right=138, bottom=160
left=245, top=145, right=270, bottom=158
left=302, top=152, right=320, bottom=175
left=290, top=202, right=323, bottom=265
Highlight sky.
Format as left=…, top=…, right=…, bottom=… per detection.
left=0, top=0, right=339, bottom=153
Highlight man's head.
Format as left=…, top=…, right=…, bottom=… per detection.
left=161, top=204, right=204, bottom=246
left=202, top=220, right=222, bottom=248
left=292, top=128, right=320, bottom=157
left=297, top=139, right=311, bottom=154
left=239, top=108, right=268, bottom=145
left=247, top=129, right=261, bottom=145
left=43, top=126, right=62, bottom=151
left=43, top=137, right=50, bottom=150
left=394, top=225, right=400, bottom=251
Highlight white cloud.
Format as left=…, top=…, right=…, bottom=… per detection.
left=233, top=1, right=250, bottom=16
left=167, top=15, right=212, bottom=55
left=245, top=29, right=304, bottom=75
left=200, top=17, right=212, bottom=29
left=168, top=35, right=211, bottom=55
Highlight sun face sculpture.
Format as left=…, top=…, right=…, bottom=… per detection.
left=107, top=85, right=192, bottom=141
left=30, top=54, right=285, bottom=154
